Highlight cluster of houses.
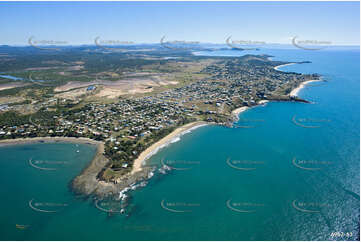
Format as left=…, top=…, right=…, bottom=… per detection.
left=0, top=96, right=195, bottom=142
left=150, top=58, right=317, bottom=113
left=0, top=57, right=318, bottom=143
left=0, top=56, right=318, bottom=179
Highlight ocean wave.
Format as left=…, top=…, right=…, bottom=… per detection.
left=170, top=137, right=181, bottom=143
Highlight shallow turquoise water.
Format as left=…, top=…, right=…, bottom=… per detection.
left=0, top=142, right=97, bottom=240
left=0, top=48, right=359, bottom=240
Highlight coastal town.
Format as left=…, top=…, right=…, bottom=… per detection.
left=0, top=1, right=359, bottom=241
left=0, top=47, right=320, bottom=196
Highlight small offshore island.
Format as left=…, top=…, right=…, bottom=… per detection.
left=0, top=46, right=320, bottom=199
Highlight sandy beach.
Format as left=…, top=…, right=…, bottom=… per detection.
left=131, top=121, right=209, bottom=174
left=258, top=100, right=269, bottom=105
left=0, top=136, right=101, bottom=146
left=289, top=80, right=320, bottom=97
left=231, top=100, right=269, bottom=123
left=231, top=106, right=249, bottom=122
left=274, top=63, right=296, bottom=71
left=0, top=124, right=210, bottom=197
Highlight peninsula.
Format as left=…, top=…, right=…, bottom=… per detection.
left=0, top=45, right=320, bottom=197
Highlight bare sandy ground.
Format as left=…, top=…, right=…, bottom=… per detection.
left=54, top=81, right=97, bottom=92
left=96, top=80, right=178, bottom=98
left=0, top=96, right=26, bottom=105
left=0, top=82, right=29, bottom=91
left=66, top=65, right=84, bottom=71
left=55, top=88, right=88, bottom=99
left=25, top=64, right=83, bottom=71
left=54, top=73, right=178, bottom=99
left=25, top=67, right=60, bottom=71
left=54, top=74, right=167, bottom=92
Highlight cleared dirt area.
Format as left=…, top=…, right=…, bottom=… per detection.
left=54, top=87, right=88, bottom=99
left=0, top=82, right=29, bottom=91
left=0, top=95, right=26, bottom=104
left=54, top=73, right=179, bottom=99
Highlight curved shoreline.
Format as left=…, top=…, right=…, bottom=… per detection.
left=0, top=122, right=211, bottom=197
left=274, top=63, right=297, bottom=71
left=131, top=121, right=209, bottom=174
left=0, top=136, right=101, bottom=147
left=0, top=74, right=317, bottom=198
left=289, top=79, right=321, bottom=97
left=231, top=100, right=269, bottom=122
left=231, top=106, right=249, bottom=122
left=0, top=136, right=111, bottom=196
left=274, top=63, right=321, bottom=97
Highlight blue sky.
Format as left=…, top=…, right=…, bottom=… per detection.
left=0, top=1, right=359, bottom=45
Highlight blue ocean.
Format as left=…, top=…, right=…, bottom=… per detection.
left=0, top=47, right=359, bottom=240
